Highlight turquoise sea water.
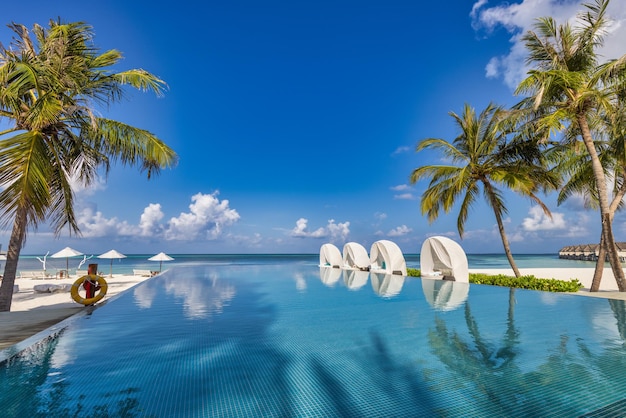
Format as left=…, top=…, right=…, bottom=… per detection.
left=10, top=252, right=598, bottom=276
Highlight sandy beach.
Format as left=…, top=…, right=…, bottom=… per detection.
left=0, top=273, right=152, bottom=350
left=2, top=266, right=626, bottom=351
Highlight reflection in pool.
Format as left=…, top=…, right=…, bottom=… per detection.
left=2, top=263, right=626, bottom=417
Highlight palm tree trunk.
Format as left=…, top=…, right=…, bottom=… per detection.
left=591, top=233, right=605, bottom=292
left=494, top=209, right=521, bottom=277
left=602, top=213, right=626, bottom=291
left=0, top=208, right=28, bottom=312
left=578, top=114, right=626, bottom=291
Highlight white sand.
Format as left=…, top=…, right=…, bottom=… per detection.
left=9, top=273, right=152, bottom=312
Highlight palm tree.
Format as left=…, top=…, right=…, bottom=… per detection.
left=410, top=103, right=559, bottom=277
left=515, top=0, right=626, bottom=290
left=0, top=20, right=177, bottom=311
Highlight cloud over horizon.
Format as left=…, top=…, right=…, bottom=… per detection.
left=290, top=218, right=350, bottom=242
left=77, top=191, right=240, bottom=242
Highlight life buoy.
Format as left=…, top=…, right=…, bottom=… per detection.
left=71, top=275, right=108, bottom=305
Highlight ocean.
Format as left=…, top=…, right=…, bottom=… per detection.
left=6, top=253, right=598, bottom=276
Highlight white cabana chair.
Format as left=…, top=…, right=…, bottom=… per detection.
left=342, top=242, right=370, bottom=270
left=319, top=243, right=342, bottom=268
left=369, top=240, right=407, bottom=276
left=419, top=236, right=469, bottom=282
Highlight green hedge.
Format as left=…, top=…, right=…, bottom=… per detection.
left=406, top=268, right=582, bottom=293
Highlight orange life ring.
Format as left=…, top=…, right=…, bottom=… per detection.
left=71, top=275, right=108, bottom=305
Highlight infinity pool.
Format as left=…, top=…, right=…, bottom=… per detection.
left=2, top=264, right=626, bottom=417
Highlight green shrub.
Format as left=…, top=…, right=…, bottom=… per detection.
left=406, top=269, right=582, bottom=293
left=407, top=268, right=421, bottom=277
left=468, top=273, right=582, bottom=292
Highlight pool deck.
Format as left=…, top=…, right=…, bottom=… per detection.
left=0, top=307, right=83, bottom=349
left=2, top=268, right=626, bottom=351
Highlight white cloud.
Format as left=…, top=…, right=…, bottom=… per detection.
left=388, top=225, right=413, bottom=237
left=471, top=0, right=626, bottom=89
left=76, top=191, right=240, bottom=241
left=139, top=203, right=164, bottom=237
left=164, top=192, right=240, bottom=240
left=391, top=184, right=411, bottom=191
left=291, top=218, right=324, bottom=238
left=70, top=174, right=107, bottom=197
left=327, top=219, right=351, bottom=241
left=290, top=218, right=350, bottom=241
left=521, top=206, right=567, bottom=231
left=392, top=146, right=411, bottom=155
left=393, top=193, right=415, bottom=200
left=76, top=206, right=137, bottom=238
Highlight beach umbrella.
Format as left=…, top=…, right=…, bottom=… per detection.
left=51, top=246, right=83, bottom=274
left=98, top=249, right=127, bottom=277
left=148, top=252, right=174, bottom=272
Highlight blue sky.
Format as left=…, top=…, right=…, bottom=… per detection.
left=1, top=0, right=626, bottom=255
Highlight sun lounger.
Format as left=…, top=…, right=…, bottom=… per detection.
left=133, top=269, right=153, bottom=277
left=19, top=270, right=53, bottom=280
left=33, top=283, right=72, bottom=293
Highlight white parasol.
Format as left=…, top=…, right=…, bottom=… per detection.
left=148, top=252, right=174, bottom=272
left=97, top=249, right=127, bottom=277
left=50, top=246, right=83, bottom=274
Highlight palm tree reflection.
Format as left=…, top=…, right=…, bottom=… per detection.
left=427, top=291, right=626, bottom=415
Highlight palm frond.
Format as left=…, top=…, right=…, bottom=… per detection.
left=111, top=70, right=168, bottom=97
left=0, top=131, right=52, bottom=229
left=89, top=118, right=178, bottom=178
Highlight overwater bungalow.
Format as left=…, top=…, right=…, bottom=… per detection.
left=558, top=243, right=626, bottom=262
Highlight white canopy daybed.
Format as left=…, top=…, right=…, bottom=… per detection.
left=369, top=240, right=407, bottom=276
left=319, top=243, right=342, bottom=268
left=419, top=236, right=468, bottom=282
left=342, top=242, right=370, bottom=270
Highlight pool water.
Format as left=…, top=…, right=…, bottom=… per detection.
left=2, top=263, right=626, bottom=417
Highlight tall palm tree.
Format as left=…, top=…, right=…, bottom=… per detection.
left=0, top=20, right=177, bottom=311
left=515, top=0, right=626, bottom=290
left=410, top=103, right=559, bottom=277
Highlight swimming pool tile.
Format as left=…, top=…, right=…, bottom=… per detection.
left=3, top=265, right=626, bottom=417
